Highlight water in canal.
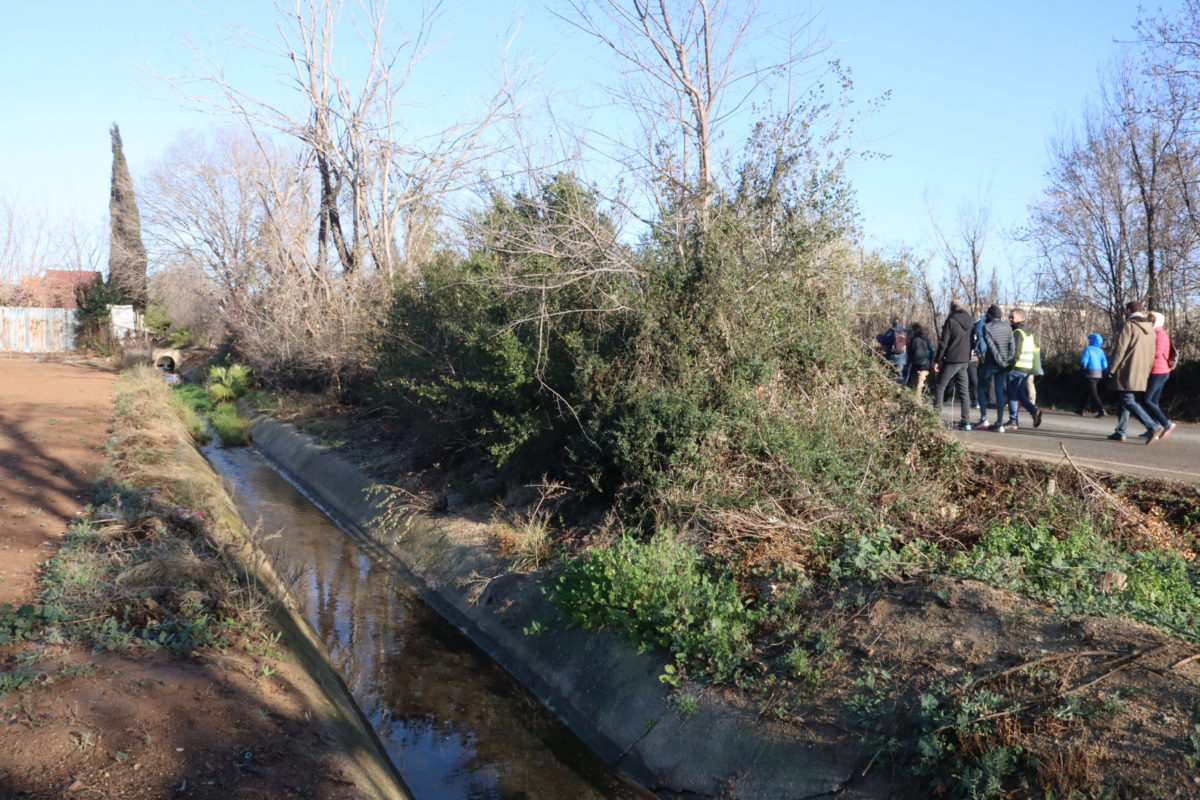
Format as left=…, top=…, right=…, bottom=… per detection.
left=203, top=443, right=652, bottom=800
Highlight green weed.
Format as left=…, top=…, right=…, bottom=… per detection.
left=0, top=603, right=65, bottom=645
left=0, top=669, right=38, bottom=697
left=950, top=513, right=1200, bottom=638
left=1186, top=724, right=1200, bottom=770
left=551, top=531, right=757, bottom=681
left=206, top=363, right=251, bottom=405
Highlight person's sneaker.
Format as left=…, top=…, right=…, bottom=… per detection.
left=1006, top=422, right=1019, bottom=430
left=1107, top=433, right=1126, bottom=442
left=1076, top=409, right=1086, bottom=416
left=995, top=425, right=1006, bottom=433
left=1159, top=421, right=1178, bottom=440
left=1097, top=411, right=1107, bottom=418
left=957, top=422, right=973, bottom=431
left=1137, top=430, right=1154, bottom=439
left=971, top=403, right=980, bottom=410
left=975, top=419, right=991, bottom=429
left=1147, top=427, right=1164, bottom=445
left=1033, top=409, right=1043, bottom=428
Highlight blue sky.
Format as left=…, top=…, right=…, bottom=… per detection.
left=0, top=1, right=1160, bottom=277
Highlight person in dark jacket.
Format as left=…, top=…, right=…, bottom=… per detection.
left=975, top=304, right=1015, bottom=432
left=932, top=299, right=975, bottom=429
left=876, top=317, right=907, bottom=383
left=906, top=322, right=933, bottom=395
left=1078, top=333, right=1107, bottom=417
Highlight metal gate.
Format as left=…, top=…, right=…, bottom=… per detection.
left=0, top=307, right=78, bottom=353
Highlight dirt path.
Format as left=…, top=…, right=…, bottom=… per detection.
left=0, top=359, right=114, bottom=607
left=0, top=359, right=397, bottom=799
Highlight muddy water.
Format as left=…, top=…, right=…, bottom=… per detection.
left=204, top=444, right=652, bottom=800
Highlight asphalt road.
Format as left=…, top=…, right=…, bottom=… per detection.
left=937, top=404, right=1200, bottom=487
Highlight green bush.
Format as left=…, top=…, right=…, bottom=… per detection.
left=73, top=276, right=131, bottom=355
left=377, top=119, right=961, bottom=561
left=550, top=532, right=757, bottom=681
left=375, top=176, right=628, bottom=475
left=209, top=402, right=251, bottom=446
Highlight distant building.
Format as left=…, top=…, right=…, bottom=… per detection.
left=18, top=270, right=102, bottom=309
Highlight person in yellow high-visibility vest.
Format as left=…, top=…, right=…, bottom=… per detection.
left=1005, top=309, right=1044, bottom=429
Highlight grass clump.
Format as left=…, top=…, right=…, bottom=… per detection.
left=209, top=402, right=252, bottom=446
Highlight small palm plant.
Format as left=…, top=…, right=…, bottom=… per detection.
left=206, top=363, right=251, bottom=405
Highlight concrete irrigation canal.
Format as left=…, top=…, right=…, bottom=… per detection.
left=202, top=409, right=885, bottom=800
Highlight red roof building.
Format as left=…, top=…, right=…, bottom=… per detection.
left=18, top=270, right=102, bottom=309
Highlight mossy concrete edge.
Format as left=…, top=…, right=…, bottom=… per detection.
left=245, top=410, right=878, bottom=799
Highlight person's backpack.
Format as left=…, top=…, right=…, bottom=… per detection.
left=891, top=329, right=907, bottom=354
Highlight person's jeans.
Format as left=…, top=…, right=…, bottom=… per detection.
left=933, top=362, right=970, bottom=424
left=978, top=364, right=1008, bottom=425
left=887, top=353, right=907, bottom=384
left=1143, top=372, right=1171, bottom=428
left=1115, top=390, right=1158, bottom=436
left=1006, top=370, right=1038, bottom=424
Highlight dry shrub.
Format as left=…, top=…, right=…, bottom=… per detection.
left=1036, top=743, right=1103, bottom=797
left=491, top=480, right=567, bottom=572
left=115, top=548, right=222, bottom=594
left=662, top=365, right=960, bottom=573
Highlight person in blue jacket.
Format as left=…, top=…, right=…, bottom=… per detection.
left=1078, top=333, right=1108, bottom=417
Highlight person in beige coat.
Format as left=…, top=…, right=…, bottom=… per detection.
left=1106, top=300, right=1161, bottom=443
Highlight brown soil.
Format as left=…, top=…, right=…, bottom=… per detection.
left=0, top=360, right=381, bottom=800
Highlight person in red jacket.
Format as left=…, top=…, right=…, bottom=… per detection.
left=1142, top=311, right=1177, bottom=441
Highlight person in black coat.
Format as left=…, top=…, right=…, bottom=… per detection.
left=906, top=322, right=933, bottom=395
left=931, top=299, right=975, bottom=429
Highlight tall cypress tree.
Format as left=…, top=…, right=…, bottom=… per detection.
left=108, top=123, right=148, bottom=308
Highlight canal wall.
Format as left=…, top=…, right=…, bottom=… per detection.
left=245, top=409, right=882, bottom=799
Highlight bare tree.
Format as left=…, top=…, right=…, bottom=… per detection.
left=167, top=0, right=521, bottom=281
left=141, top=127, right=384, bottom=389
left=1024, top=52, right=1200, bottom=346
left=0, top=191, right=50, bottom=302
left=547, top=0, right=827, bottom=249
left=0, top=190, right=105, bottom=305
left=928, top=189, right=998, bottom=316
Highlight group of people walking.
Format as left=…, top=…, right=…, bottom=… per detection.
left=879, top=299, right=1180, bottom=444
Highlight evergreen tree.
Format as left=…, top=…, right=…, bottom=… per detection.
left=108, top=123, right=147, bottom=308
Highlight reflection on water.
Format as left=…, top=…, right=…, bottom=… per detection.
left=204, top=444, right=650, bottom=800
